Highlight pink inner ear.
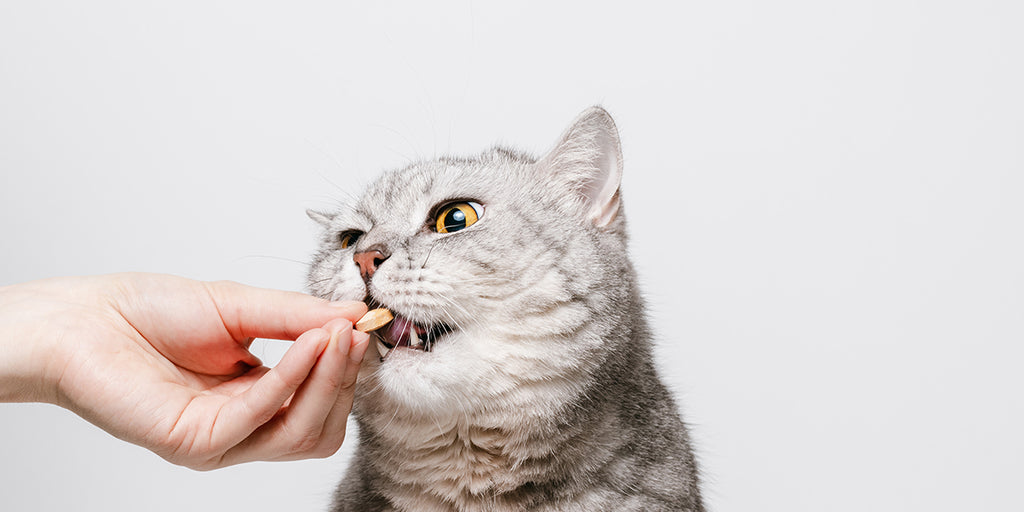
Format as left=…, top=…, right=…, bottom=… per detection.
left=592, top=189, right=621, bottom=228
left=582, top=124, right=623, bottom=228
left=539, top=107, right=625, bottom=228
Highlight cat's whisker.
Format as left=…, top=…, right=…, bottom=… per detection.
left=234, top=254, right=312, bottom=267
left=374, top=394, right=405, bottom=440
left=427, top=414, right=447, bottom=444
left=369, top=122, right=423, bottom=164
left=443, top=276, right=516, bottom=285
left=431, top=294, right=476, bottom=331
left=307, top=277, right=334, bottom=287
left=420, top=240, right=437, bottom=269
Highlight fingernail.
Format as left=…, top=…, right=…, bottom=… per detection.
left=306, top=329, right=332, bottom=354
left=349, top=330, right=370, bottom=363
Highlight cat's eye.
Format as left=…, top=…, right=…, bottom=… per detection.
left=434, top=201, right=483, bottom=234
left=338, top=231, right=362, bottom=249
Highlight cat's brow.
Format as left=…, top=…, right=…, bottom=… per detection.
left=337, top=208, right=374, bottom=229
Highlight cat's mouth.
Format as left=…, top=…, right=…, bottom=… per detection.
left=367, top=300, right=453, bottom=360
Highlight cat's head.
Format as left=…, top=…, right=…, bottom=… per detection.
left=308, top=107, right=636, bottom=417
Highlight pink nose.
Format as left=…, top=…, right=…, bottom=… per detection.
left=353, top=249, right=389, bottom=278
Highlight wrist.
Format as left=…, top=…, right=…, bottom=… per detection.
left=0, top=280, right=74, bottom=404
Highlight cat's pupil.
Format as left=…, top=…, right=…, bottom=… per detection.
left=445, top=208, right=467, bottom=231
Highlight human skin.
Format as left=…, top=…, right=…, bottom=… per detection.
left=0, top=273, right=369, bottom=470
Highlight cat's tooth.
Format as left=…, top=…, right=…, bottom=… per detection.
left=409, top=329, right=422, bottom=348
left=375, top=337, right=390, bottom=359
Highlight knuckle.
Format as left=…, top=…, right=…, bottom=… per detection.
left=190, top=460, right=220, bottom=472
left=339, top=371, right=359, bottom=390
left=167, top=454, right=219, bottom=472
left=291, top=431, right=323, bottom=454
left=312, top=440, right=342, bottom=459
left=323, top=372, right=345, bottom=391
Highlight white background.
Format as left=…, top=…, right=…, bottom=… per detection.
left=2, top=1, right=1022, bottom=511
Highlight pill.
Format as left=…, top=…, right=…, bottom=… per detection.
left=356, top=308, right=394, bottom=332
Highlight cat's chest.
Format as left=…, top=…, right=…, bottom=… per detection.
left=376, top=421, right=521, bottom=491
left=363, top=415, right=562, bottom=511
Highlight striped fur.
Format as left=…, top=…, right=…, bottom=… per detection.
left=308, top=108, right=704, bottom=511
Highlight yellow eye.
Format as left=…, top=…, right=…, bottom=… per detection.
left=339, top=231, right=361, bottom=249
left=434, top=202, right=483, bottom=234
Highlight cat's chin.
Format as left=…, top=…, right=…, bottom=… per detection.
left=363, top=331, right=495, bottom=414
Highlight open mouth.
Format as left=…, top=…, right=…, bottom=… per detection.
left=368, top=300, right=453, bottom=360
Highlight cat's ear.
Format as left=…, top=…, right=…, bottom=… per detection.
left=538, top=106, right=623, bottom=229
left=306, top=209, right=335, bottom=228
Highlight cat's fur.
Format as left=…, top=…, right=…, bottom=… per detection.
left=307, top=108, right=704, bottom=512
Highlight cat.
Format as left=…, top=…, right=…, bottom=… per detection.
left=307, top=107, right=704, bottom=512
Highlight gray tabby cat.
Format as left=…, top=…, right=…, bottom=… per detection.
left=307, top=107, right=704, bottom=512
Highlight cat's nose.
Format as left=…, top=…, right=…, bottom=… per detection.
left=353, top=248, right=390, bottom=279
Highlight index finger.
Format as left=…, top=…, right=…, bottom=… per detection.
left=202, top=280, right=367, bottom=342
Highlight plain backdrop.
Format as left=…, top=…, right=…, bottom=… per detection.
left=2, top=1, right=1022, bottom=511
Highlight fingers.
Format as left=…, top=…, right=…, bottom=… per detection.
left=215, top=320, right=369, bottom=466
left=212, top=326, right=331, bottom=460
left=202, top=280, right=367, bottom=342
left=254, top=319, right=355, bottom=459
left=317, top=324, right=370, bottom=450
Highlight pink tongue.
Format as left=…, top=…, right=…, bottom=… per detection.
left=383, top=316, right=425, bottom=348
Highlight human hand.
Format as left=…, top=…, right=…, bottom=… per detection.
left=0, top=273, right=369, bottom=470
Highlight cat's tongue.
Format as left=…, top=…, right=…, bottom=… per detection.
left=371, top=312, right=452, bottom=360
left=378, top=315, right=429, bottom=352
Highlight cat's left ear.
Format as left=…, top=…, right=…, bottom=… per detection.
left=306, top=209, right=335, bottom=227
left=538, top=106, right=623, bottom=229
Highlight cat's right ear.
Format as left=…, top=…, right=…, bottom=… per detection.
left=538, top=106, right=624, bottom=230
left=306, top=209, right=335, bottom=228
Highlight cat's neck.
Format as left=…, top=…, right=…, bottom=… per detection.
left=355, top=384, right=629, bottom=511
left=353, top=328, right=657, bottom=510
